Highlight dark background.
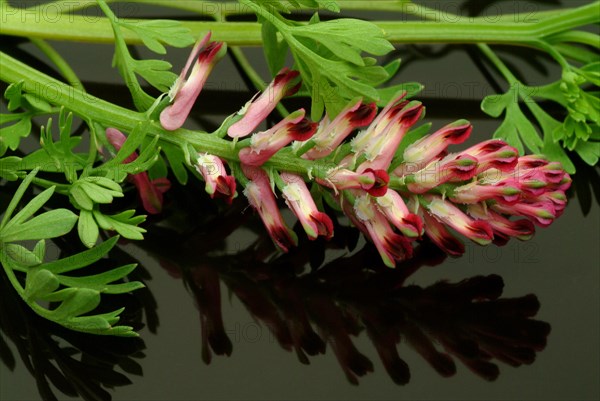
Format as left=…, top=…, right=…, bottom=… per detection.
left=1, top=1, right=599, bottom=400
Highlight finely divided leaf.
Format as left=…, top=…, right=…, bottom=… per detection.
left=120, top=20, right=195, bottom=54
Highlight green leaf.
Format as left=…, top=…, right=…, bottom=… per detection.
left=49, top=288, right=101, bottom=320
left=42, top=236, right=119, bottom=274
left=4, top=81, right=24, bottom=111
left=0, top=117, right=32, bottom=157
left=2, top=209, right=78, bottom=242
left=93, top=210, right=146, bottom=240
left=575, top=140, right=600, bottom=166
left=161, top=141, right=188, bottom=184
left=481, top=92, right=513, bottom=118
left=56, top=264, right=143, bottom=294
left=131, top=58, right=178, bottom=93
left=243, top=0, right=393, bottom=119
left=5, top=243, right=43, bottom=267
left=78, top=209, right=99, bottom=248
left=3, top=186, right=55, bottom=229
left=120, top=20, right=194, bottom=54
left=261, top=18, right=289, bottom=76
left=24, top=267, right=60, bottom=301
left=0, top=168, right=38, bottom=229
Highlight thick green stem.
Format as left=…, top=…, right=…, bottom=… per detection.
left=2, top=1, right=597, bottom=46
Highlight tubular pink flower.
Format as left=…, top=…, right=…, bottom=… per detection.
left=160, top=33, right=226, bottom=131
left=195, top=153, right=237, bottom=204
left=105, top=128, right=170, bottom=214
left=357, top=101, right=424, bottom=171
left=491, top=201, right=556, bottom=227
left=353, top=194, right=413, bottom=268
left=281, top=173, right=334, bottom=240
left=317, top=168, right=389, bottom=197
left=351, top=91, right=409, bottom=152
left=241, top=165, right=298, bottom=252
left=228, top=68, right=301, bottom=138
left=459, top=140, right=519, bottom=174
left=302, top=100, right=377, bottom=160
left=451, top=180, right=521, bottom=204
left=424, top=195, right=494, bottom=245
left=239, top=109, right=318, bottom=166
left=468, top=204, right=535, bottom=241
left=402, top=119, right=472, bottom=165
left=422, top=211, right=465, bottom=257
left=375, top=190, right=423, bottom=238
left=405, top=154, right=478, bottom=194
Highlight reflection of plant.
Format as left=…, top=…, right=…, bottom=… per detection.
left=0, top=259, right=147, bottom=401
left=144, top=201, right=550, bottom=385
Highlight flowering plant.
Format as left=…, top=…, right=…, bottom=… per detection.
left=0, top=0, right=597, bottom=336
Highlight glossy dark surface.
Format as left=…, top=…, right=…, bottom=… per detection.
left=1, top=1, right=599, bottom=400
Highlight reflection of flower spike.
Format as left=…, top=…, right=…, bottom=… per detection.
left=105, top=128, right=170, bottom=214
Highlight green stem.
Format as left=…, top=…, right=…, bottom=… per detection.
left=477, top=44, right=519, bottom=85
left=29, top=38, right=84, bottom=90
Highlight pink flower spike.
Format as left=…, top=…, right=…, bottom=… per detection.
left=354, top=194, right=413, bottom=268
left=303, top=100, right=377, bottom=160
left=242, top=165, right=298, bottom=251
left=468, top=204, right=535, bottom=241
left=228, top=68, right=301, bottom=138
left=195, top=153, right=237, bottom=204
left=403, top=119, right=472, bottom=165
left=375, top=190, right=423, bottom=238
left=422, top=211, right=465, bottom=257
left=239, top=109, right=318, bottom=166
left=160, top=35, right=226, bottom=131
left=105, top=128, right=171, bottom=214
left=318, top=167, right=389, bottom=197
left=425, top=195, right=494, bottom=245
left=281, top=173, right=334, bottom=240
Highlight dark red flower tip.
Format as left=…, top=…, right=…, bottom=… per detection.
left=270, top=225, right=298, bottom=253
left=349, top=102, right=378, bottom=126
left=198, top=41, right=224, bottom=63
left=311, top=211, right=335, bottom=240
left=385, top=233, right=414, bottom=262
left=289, top=118, right=318, bottom=141
left=399, top=101, right=424, bottom=127
left=273, top=68, right=301, bottom=96
left=364, top=168, right=389, bottom=197
left=444, top=121, right=473, bottom=144
left=468, top=220, right=495, bottom=242
left=403, top=214, right=424, bottom=238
